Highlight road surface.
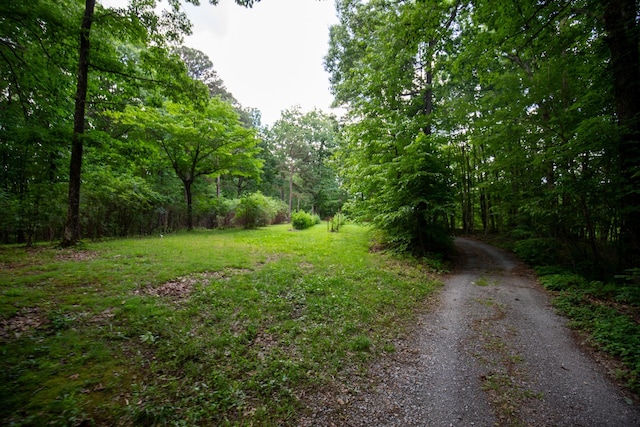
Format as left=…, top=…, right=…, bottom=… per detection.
left=300, top=237, right=640, bottom=426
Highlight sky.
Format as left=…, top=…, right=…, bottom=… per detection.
left=100, top=0, right=340, bottom=126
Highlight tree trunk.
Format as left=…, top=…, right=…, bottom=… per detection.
left=62, top=0, right=95, bottom=247
left=236, top=176, right=244, bottom=197
left=603, top=0, right=640, bottom=268
left=420, top=40, right=435, bottom=136
left=185, top=180, right=194, bottom=231
left=288, top=165, right=294, bottom=215
left=579, top=194, right=603, bottom=277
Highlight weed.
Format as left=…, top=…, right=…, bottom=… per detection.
left=327, top=212, right=346, bottom=232
left=471, top=295, right=537, bottom=425
left=474, top=276, right=490, bottom=287
left=350, top=335, right=372, bottom=352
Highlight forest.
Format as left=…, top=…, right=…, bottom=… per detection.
left=2, top=0, right=639, bottom=275
left=1, top=0, right=344, bottom=247
left=2, top=1, right=640, bottom=423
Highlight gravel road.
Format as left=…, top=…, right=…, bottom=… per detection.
left=300, top=237, right=640, bottom=426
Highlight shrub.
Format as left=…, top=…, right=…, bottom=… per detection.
left=266, top=197, right=289, bottom=225
left=507, top=226, right=534, bottom=240
left=234, top=192, right=283, bottom=229
left=513, top=237, right=559, bottom=266
left=328, top=212, right=346, bottom=232
left=215, top=197, right=238, bottom=228
left=539, top=274, right=586, bottom=291
left=291, top=210, right=320, bottom=230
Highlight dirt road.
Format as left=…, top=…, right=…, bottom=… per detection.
left=302, top=237, right=640, bottom=426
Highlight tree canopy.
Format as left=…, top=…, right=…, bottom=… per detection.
left=2, top=0, right=639, bottom=275
left=113, top=98, right=261, bottom=230
left=326, top=0, right=639, bottom=270
left=267, top=107, right=343, bottom=218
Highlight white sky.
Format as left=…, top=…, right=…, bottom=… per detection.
left=100, top=0, right=340, bottom=126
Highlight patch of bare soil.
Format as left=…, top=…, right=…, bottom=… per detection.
left=88, top=307, right=117, bottom=324
left=0, top=307, right=48, bottom=341
left=134, top=268, right=253, bottom=302
left=55, top=249, right=99, bottom=262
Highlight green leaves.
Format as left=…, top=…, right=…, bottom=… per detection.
left=112, top=97, right=261, bottom=230
left=267, top=107, right=342, bottom=217
left=327, top=0, right=634, bottom=264
left=327, top=1, right=457, bottom=254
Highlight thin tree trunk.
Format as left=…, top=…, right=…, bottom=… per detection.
left=62, top=0, right=95, bottom=246
left=236, top=176, right=244, bottom=197
left=288, top=165, right=294, bottom=215
left=185, top=180, right=194, bottom=231
left=579, top=195, right=603, bottom=277
left=603, top=0, right=640, bottom=268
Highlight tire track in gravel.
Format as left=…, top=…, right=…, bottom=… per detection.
left=300, top=237, right=640, bottom=426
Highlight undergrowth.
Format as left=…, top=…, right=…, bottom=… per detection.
left=537, top=269, right=640, bottom=395
left=290, top=210, right=321, bottom=230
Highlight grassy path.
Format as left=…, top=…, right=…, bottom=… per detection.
left=0, top=224, right=442, bottom=426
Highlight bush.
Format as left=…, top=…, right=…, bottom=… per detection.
left=234, top=193, right=287, bottom=229
left=507, top=226, right=534, bottom=240
left=513, top=237, right=559, bottom=266
left=539, top=274, right=586, bottom=291
left=291, top=210, right=320, bottom=230
left=214, top=197, right=238, bottom=228
left=328, top=212, right=346, bottom=232
left=267, top=197, right=289, bottom=225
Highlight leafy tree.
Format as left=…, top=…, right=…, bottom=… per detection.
left=63, top=0, right=96, bottom=246
left=268, top=107, right=343, bottom=217
left=0, top=0, right=78, bottom=244
left=326, top=0, right=455, bottom=254
left=325, top=0, right=639, bottom=269
left=455, top=0, right=628, bottom=272
left=175, top=46, right=236, bottom=102
left=59, top=0, right=261, bottom=246
left=114, top=98, right=262, bottom=230
left=601, top=0, right=640, bottom=267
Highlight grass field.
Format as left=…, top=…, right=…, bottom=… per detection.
left=0, top=224, right=443, bottom=426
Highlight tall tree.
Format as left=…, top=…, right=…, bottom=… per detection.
left=269, top=107, right=342, bottom=216
left=63, top=0, right=96, bottom=246
left=326, top=0, right=455, bottom=253
left=61, top=0, right=261, bottom=246
left=175, top=46, right=236, bottom=101
left=602, top=0, right=640, bottom=267
left=0, top=0, right=77, bottom=244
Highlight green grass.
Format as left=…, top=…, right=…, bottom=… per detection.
left=0, top=224, right=442, bottom=426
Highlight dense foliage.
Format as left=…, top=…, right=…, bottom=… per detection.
left=326, top=0, right=455, bottom=254
left=2, top=0, right=639, bottom=417
left=234, top=192, right=288, bottom=229
left=326, top=0, right=640, bottom=270
left=266, top=107, right=345, bottom=218
left=2, top=0, right=639, bottom=273
left=0, top=0, right=341, bottom=244
left=290, top=210, right=321, bottom=230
